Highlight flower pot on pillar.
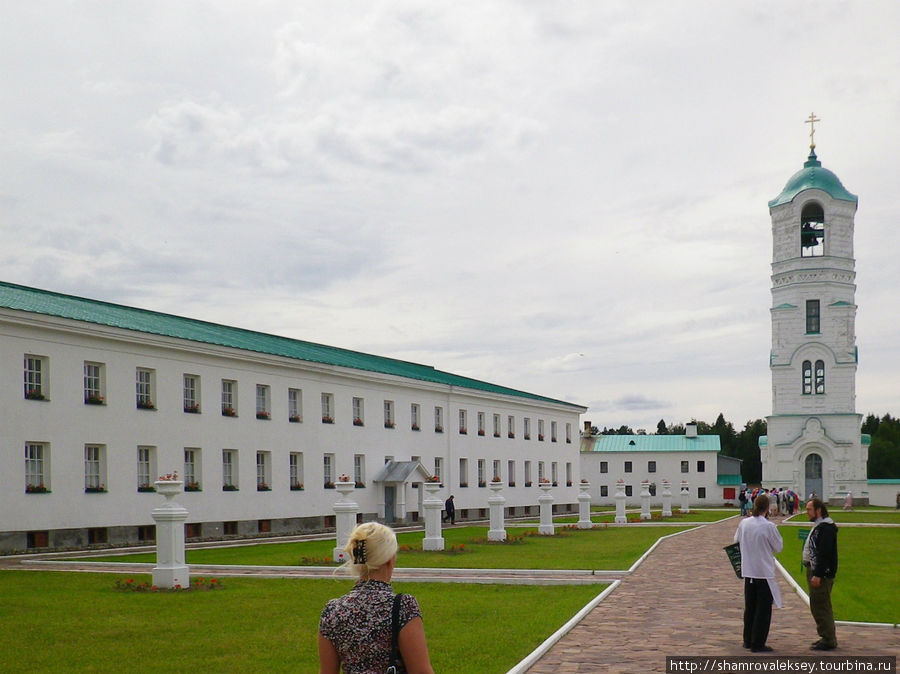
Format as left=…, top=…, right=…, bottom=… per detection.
left=661, top=479, right=672, bottom=517
left=333, top=480, right=360, bottom=562
left=538, top=482, right=554, bottom=535
left=640, top=479, right=651, bottom=520
left=614, top=479, right=627, bottom=523
left=487, top=481, right=507, bottom=541
left=151, top=480, right=189, bottom=589
left=680, top=480, right=690, bottom=514
left=577, top=480, right=592, bottom=529
left=422, top=481, right=445, bottom=550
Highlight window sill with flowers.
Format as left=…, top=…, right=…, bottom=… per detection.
left=256, top=412, right=271, bottom=420
left=138, top=484, right=156, bottom=493
left=26, top=484, right=50, bottom=493
left=322, top=416, right=334, bottom=424
left=257, top=483, right=271, bottom=491
left=184, top=404, right=200, bottom=414
left=353, top=419, right=364, bottom=427
left=291, top=483, right=304, bottom=491
left=85, top=486, right=107, bottom=493
left=136, top=401, right=155, bottom=410
left=222, top=407, right=237, bottom=417
left=289, top=415, right=302, bottom=423
left=222, top=484, right=239, bottom=491
left=384, top=421, right=395, bottom=429
left=185, top=482, right=202, bottom=492
left=85, top=395, right=105, bottom=405
left=25, top=390, right=46, bottom=401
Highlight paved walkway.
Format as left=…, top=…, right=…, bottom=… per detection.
left=525, top=517, right=899, bottom=673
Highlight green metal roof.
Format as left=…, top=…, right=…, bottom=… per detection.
left=769, top=149, right=858, bottom=208
left=585, top=435, right=721, bottom=452
left=867, top=478, right=900, bottom=484
left=0, top=281, right=584, bottom=410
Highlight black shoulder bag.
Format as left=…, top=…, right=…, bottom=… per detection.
left=386, top=593, right=404, bottom=674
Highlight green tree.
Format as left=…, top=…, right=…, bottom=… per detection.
left=867, top=413, right=900, bottom=478
left=656, top=419, right=668, bottom=435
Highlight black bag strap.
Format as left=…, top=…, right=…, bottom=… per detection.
left=387, top=593, right=404, bottom=674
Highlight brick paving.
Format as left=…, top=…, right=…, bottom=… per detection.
left=525, top=517, right=898, bottom=673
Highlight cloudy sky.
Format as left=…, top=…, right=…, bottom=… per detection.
left=2, top=1, right=899, bottom=431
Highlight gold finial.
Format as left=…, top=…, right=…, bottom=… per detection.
left=805, top=112, right=821, bottom=149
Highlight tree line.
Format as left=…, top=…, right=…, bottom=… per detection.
left=591, top=413, right=900, bottom=483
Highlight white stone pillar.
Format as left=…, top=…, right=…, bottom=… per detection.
left=614, top=479, right=627, bottom=523
left=661, top=479, right=672, bottom=517
left=333, top=479, right=360, bottom=562
left=422, top=481, right=445, bottom=550
left=576, top=480, right=592, bottom=529
left=538, top=481, right=555, bottom=535
left=152, top=480, right=190, bottom=589
left=680, top=480, right=690, bottom=514
left=640, top=479, right=651, bottom=520
left=487, top=480, right=507, bottom=541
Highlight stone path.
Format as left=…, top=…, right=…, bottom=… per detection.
left=524, top=517, right=898, bottom=673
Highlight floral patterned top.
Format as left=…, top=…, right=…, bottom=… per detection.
left=319, top=579, right=422, bottom=674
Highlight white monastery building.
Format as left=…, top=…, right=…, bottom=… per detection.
left=0, top=281, right=585, bottom=552
left=760, top=120, right=869, bottom=503
left=581, top=422, right=743, bottom=506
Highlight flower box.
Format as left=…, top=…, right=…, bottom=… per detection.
left=478, top=481, right=487, bottom=488
left=434, top=426, right=443, bottom=433
left=538, top=435, right=544, bottom=441
left=493, top=432, right=501, bottom=438
left=85, top=486, right=107, bottom=493
left=257, top=484, right=271, bottom=491
left=85, top=395, right=105, bottom=405
left=477, top=430, right=485, bottom=436
left=459, top=428, right=467, bottom=435
left=222, top=407, right=237, bottom=417
left=384, top=421, right=395, bottom=429
left=566, top=481, right=573, bottom=487
left=184, top=404, right=200, bottom=413
left=324, top=482, right=335, bottom=489
left=185, top=482, right=202, bottom=492
left=256, top=412, right=271, bottom=420
left=524, top=481, right=533, bottom=487
left=459, top=482, right=468, bottom=488
left=322, top=416, right=334, bottom=424
left=508, top=433, right=515, bottom=439
left=355, top=482, right=365, bottom=488
left=136, top=400, right=155, bottom=410
left=222, top=484, right=239, bottom=491
left=137, top=484, right=156, bottom=493
left=411, top=424, right=420, bottom=431
left=508, top=482, right=516, bottom=487
left=289, top=415, right=302, bottom=423
left=425, top=476, right=441, bottom=483
left=353, top=419, right=364, bottom=426
left=26, top=484, right=50, bottom=493
left=25, top=390, right=45, bottom=401
left=524, top=434, right=531, bottom=440
left=291, top=484, right=304, bottom=491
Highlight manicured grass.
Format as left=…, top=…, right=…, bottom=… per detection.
left=0, top=570, right=603, bottom=673
left=823, top=510, right=900, bottom=524
left=776, top=526, right=899, bottom=624
left=82, top=525, right=691, bottom=570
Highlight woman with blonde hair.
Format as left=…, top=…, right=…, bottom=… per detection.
left=318, top=522, right=434, bottom=674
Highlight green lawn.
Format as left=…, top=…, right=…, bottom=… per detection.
left=776, top=526, right=899, bottom=624
left=0, top=570, right=602, bottom=673
left=81, top=525, right=691, bottom=570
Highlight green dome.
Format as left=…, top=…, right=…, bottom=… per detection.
left=769, top=149, right=858, bottom=208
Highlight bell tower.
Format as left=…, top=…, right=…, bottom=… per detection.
left=760, top=114, right=867, bottom=502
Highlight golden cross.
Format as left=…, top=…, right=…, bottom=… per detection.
left=805, top=112, right=821, bottom=149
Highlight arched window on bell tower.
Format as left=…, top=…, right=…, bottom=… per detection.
left=815, top=359, right=825, bottom=394
left=802, top=360, right=812, bottom=394
left=800, top=202, right=825, bottom=257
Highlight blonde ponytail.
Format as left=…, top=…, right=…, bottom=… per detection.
left=340, top=522, right=398, bottom=578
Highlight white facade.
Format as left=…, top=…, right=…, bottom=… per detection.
left=761, top=145, right=868, bottom=501
left=1, top=285, right=585, bottom=552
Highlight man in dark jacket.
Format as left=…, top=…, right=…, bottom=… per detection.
left=803, top=498, right=838, bottom=650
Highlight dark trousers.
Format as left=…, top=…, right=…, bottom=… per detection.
left=806, top=568, right=837, bottom=646
left=743, top=578, right=773, bottom=648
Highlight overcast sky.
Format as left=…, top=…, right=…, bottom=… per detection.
left=2, top=1, right=898, bottom=432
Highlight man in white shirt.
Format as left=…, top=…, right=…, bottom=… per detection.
left=733, top=493, right=784, bottom=652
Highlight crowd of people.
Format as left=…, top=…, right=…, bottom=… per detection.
left=738, top=486, right=804, bottom=518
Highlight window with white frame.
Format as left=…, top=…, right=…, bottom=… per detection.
left=222, top=380, right=237, bottom=416
left=508, top=460, right=516, bottom=486
left=524, top=417, right=531, bottom=440
left=538, top=461, right=545, bottom=482
left=137, top=446, right=155, bottom=491
left=698, top=487, right=707, bottom=499
left=288, top=388, right=302, bottom=422
left=551, top=462, right=558, bottom=486
left=566, top=462, right=572, bottom=486
left=84, top=444, right=105, bottom=491
left=648, top=460, right=657, bottom=473
left=697, top=460, right=706, bottom=473
left=384, top=400, right=395, bottom=428
left=256, top=385, right=271, bottom=419
left=551, top=421, right=558, bottom=442
left=493, top=414, right=501, bottom=437
left=223, top=450, right=238, bottom=490
left=458, top=409, right=467, bottom=434
left=600, top=461, right=608, bottom=473
left=24, top=355, right=47, bottom=400
left=290, top=452, right=304, bottom=489
left=84, top=362, right=104, bottom=404
left=600, top=485, right=608, bottom=497
left=256, top=451, right=271, bottom=490
left=566, top=423, right=572, bottom=444
left=136, top=368, right=155, bottom=409
left=477, top=412, right=485, bottom=436
left=459, top=458, right=468, bottom=487
left=477, top=459, right=486, bottom=486
left=492, top=459, right=501, bottom=481
left=323, top=453, right=335, bottom=486
left=538, top=419, right=545, bottom=441
left=352, top=397, right=364, bottom=425
left=624, top=461, right=633, bottom=473
left=410, top=403, right=420, bottom=430
left=507, top=415, right=515, bottom=438
left=354, top=454, right=366, bottom=486
left=183, top=374, right=200, bottom=413
left=434, top=457, right=443, bottom=482
left=184, top=448, right=200, bottom=490
left=524, top=460, right=532, bottom=485
left=25, top=443, right=48, bottom=492
left=434, top=406, right=443, bottom=432
left=681, top=460, right=689, bottom=473
left=322, top=393, right=334, bottom=423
